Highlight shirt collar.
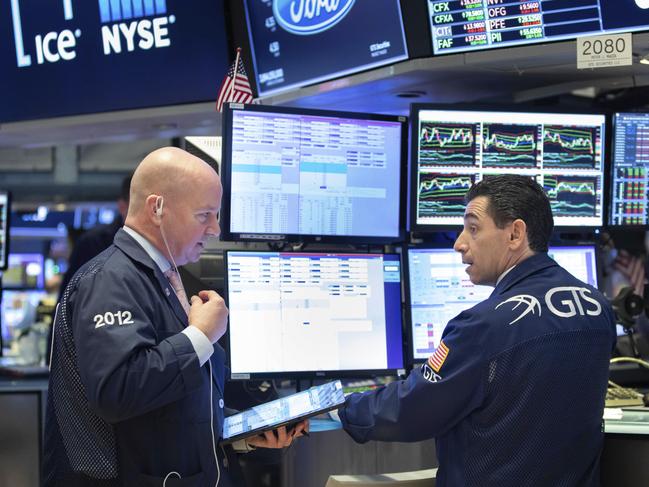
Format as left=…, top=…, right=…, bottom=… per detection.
left=122, top=226, right=172, bottom=273
left=496, top=265, right=516, bottom=285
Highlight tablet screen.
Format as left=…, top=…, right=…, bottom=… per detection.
left=222, top=380, right=345, bottom=443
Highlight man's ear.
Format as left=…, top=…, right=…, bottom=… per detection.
left=509, top=219, right=528, bottom=249
left=146, top=194, right=162, bottom=226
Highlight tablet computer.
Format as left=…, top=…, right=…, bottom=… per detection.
left=221, top=380, right=345, bottom=444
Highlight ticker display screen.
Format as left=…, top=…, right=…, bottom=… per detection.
left=610, top=112, right=649, bottom=227
left=429, top=0, right=649, bottom=55
left=410, top=107, right=606, bottom=229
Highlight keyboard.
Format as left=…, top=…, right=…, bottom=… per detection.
left=605, top=386, right=645, bottom=407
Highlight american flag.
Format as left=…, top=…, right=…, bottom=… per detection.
left=216, top=53, right=254, bottom=112
left=428, top=340, right=450, bottom=373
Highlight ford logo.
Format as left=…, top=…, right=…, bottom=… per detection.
left=273, top=0, right=355, bottom=35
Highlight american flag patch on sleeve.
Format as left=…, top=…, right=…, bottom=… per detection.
left=428, top=341, right=450, bottom=372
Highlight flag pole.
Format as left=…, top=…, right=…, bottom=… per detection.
left=226, top=48, right=242, bottom=106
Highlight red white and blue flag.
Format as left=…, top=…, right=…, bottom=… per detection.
left=216, top=49, right=254, bottom=112
left=428, top=341, right=450, bottom=373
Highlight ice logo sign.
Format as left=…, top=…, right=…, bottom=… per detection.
left=99, top=0, right=175, bottom=55
left=272, top=0, right=355, bottom=35
left=11, top=0, right=80, bottom=68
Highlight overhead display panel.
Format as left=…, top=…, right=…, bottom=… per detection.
left=0, top=0, right=229, bottom=123
left=429, top=0, right=649, bottom=55
left=244, top=0, right=408, bottom=97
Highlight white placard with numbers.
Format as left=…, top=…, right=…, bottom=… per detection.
left=577, top=33, right=632, bottom=69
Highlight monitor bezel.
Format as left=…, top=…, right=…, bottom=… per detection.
left=607, top=111, right=649, bottom=229
left=223, top=249, right=406, bottom=380
left=408, top=103, right=607, bottom=233
left=220, top=103, right=408, bottom=244
left=0, top=190, right=11, bottom=271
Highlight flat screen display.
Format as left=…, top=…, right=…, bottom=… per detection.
left=221, top=104, right=406, bottom=242
left=3, top=253, right=45, bottom=289
left=610, top=112, right=649, bottom=227
left=226, top=251, right=404, bottom=379
left=406, top=245, right=599, bottom=361
left=0, top=192, right=9, bottom=270
left=429, top=0, right=649, bottom=55
left=1, top=289, right=49, bottom=349
left=244, top=0, right=408, bottom=97
left=410, top=106, right=605, bottom=230
left=0, top=0, right=229, bottom=122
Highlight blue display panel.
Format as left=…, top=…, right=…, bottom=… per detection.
left=0, top=0, right=229, bottom=122
left=221, top=104, right=406, bottom=242
left=410, top=107, right=605, bottom=229
left=226, top=251, right=404, bottom=379
left=610, top=112, right=649, bottom=226
left=406, top=245, right=598, bottom=361
left=244, top=0, right=408, bottom=97
left=429, top=0, right=649, bottom=55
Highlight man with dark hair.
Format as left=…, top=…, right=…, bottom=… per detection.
left=339, top=174, right=616, bottom=486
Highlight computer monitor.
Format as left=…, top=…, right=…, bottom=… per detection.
left=221, top=104, right=407, bottom=243
left=610, top=112, right=649, bottom=227
left=0, top=289, right=49, bottom=351
left=225, top=251, right=404, bottom=379
left=2, top=253, right=45, bottom=290
left=405, top=245, right=599, bottom=362
left=547, top=245, right=598, bottom=288
left=410, top=106, right=606, bottom=231
left=0, top=191, right=9, bottom=270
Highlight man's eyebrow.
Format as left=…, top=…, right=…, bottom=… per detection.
left=463, top=212, right=480, bottom=221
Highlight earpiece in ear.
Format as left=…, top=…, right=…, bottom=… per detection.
left=156, top=196, right=164, bottom=217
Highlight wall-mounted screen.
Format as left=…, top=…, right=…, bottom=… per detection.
left=410, top=106, right=605, bottom=230
left=221, top=103, right=406, bottom=243
left=244, top=0, right=408, bottom=97
left=610, top=112, right=649, bottom=227
left=225, top=251, right=404, bottom=379
left=429, top=0, right=649, bottom=55
left=406, top=245, right=599, bottom=362
left=0, top=0, right=229, bottom=122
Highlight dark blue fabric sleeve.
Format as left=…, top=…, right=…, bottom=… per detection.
left=339, top=311, right=488, bottom=443
left=73, top=268, right=205, bottom=423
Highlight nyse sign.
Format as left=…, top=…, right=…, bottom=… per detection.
left=11, top=0, right=176, bottom=68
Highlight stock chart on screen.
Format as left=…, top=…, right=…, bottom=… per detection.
left=412, top=108, right=605, bottom=228
left=428, top=0, right=649, bottom=55
left=610, top=112, right=649, bottom=226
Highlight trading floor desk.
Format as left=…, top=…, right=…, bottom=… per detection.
left=2, top=376, right=649, bottom=487
left=601, top=408, right=649, bottom=487
left=0, top=376, right=48, bottom=487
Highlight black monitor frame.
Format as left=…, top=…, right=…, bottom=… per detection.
left=0, top=191, right=11, bottom=271
left=220, top=103, right=408, bottom=244
left=223, top=249, right=406, bottom=380
left=607, top=111, right=649, bottom=229
left=408, top=103, right=607, bottom=233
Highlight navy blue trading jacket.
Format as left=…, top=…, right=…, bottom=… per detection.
left=44, top=229, right=241, bottom=487
left=340, top=253, right=616, bottom=487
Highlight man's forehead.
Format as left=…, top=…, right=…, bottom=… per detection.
left=464, top=196, right=489, bottom=219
